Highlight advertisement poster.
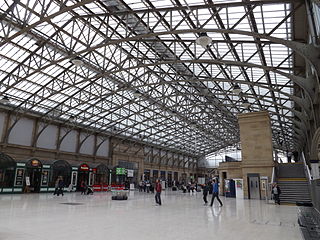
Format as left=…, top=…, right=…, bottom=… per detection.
left=236, top=180, right=243, bottom=189
left=15, top=168, right=24, bottom=186
left=127, top=169, right=134, bottom=177
left=25, top=176, right=30, bottom=186
left=41, top=170, right=49, bottom=186
left=72, top=172, right=77, bottom=186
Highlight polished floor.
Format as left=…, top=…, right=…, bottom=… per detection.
left=0, top=191, right=302, bottom=240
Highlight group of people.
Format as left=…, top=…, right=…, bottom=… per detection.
left=80, top=180, right=93, bottom=195
left=153, top=179, right=281, bottom=207
left=53, top=175, right=281, bottom=206
left=202, top=179, right=223, bottom=207
left=138, top=180, right=154, bottom=193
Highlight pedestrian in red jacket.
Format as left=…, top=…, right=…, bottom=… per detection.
left=155, top=179, right=162, bottom=205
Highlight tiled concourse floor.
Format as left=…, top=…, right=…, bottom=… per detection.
left=0, top=191, right=302, bottom=240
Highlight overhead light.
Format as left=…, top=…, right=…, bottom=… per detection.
left=169, top=111, right=176, bottom=116
left=70, top=56, right=84, bottom=66
left=69, top=115, right=75, bottom=121
left=241, top=99, right=250, bottom=108
left=133, top=90, right=142, bottom=98
left=232, top=84, right=242, bottom=94
left=196, top=32, right=212, bottom=48
left=0, top=96, right=10, bottom=105
left=190, top=121, right=197, bottom=128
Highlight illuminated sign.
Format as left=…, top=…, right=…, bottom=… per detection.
left=80, top=164, right=89, bottom=171
left=31, top=160, right=40, bottom=167
left=116, top=168, right=126, bottom=175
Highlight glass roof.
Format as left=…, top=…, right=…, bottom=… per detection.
left=0, top=0, right=298, bottom=156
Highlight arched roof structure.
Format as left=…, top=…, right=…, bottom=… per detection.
left=0, top=0, right=319, bottom=158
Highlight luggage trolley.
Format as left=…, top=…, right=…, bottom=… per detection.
left=111, top=187, right=129, bottom=200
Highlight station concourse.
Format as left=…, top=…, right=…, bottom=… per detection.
left=0, top=0, right=320, bottom=240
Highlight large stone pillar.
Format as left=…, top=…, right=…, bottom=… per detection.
left=238, top=111, right=274, bottom=199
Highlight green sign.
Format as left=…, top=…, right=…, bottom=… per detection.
left=116, top=168, right=126, bottom=175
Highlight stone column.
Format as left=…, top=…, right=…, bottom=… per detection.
left=238, top=111, right=275, bottom=198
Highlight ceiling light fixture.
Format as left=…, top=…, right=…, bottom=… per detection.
left=232, top=84, right=242, bottom=94
left=70, top=56, right=84, bottom=66
left=169, top=111, right=176, bottom=117
left=241, top=99, right=250, bottom=108
left=0, top=96, right=10, bottom=105
left=133, top=90, right=142, bottom=98
left=69, top=115, right=75, bottom=121
left=196, top=32, right=212, bottom=48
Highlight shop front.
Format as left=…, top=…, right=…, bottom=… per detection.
left=25, top=159, right=42, bottom=193
left=0, top=152, right=16, bottom=193
left=152, top=170, right=159, bottom=182
left=0, top=155, right=54, bottom=194
left=92, top=163, right=110, bottom=192
left=76, top=163, right=90, bottom=191
left=144, top=169, right=150, bottom=181
left=167, top=171, right=173, bottom=187
left=49, top=160, right=72, bottom=192
left=160, top=171, right=166, bottom=181
left=174, top=172, right=179, bottom=182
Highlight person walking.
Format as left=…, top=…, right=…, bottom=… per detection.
left=57, top=177, right=64, bottom=196
left=80, top=180, right=87, bottom=195
left=210, top=179, right=223, bottom=207
left=53, top=178, right=59, bottom=195
left=272, top=183, right=281, bottom=205
left=203, top=183, right=210, bottom=205
left=146, top=180, right=151, bottom=193
left=155, top=179, right=162, bottom=206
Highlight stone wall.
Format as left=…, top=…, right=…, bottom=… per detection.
left=238, top=111, right=274, bottom=198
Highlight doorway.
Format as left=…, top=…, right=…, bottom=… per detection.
left=77, top=164, right=90, bottom=191
left=248, top=175, right=260, bottom=199
left=25, top=159, right=42, bottom=193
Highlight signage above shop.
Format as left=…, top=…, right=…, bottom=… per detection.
left=127, top=169, right=134, bottom=177
left=80, top=164, right=89, bottom=171
left=116, top=168, right=126, bottom=175
left=31, top=159, right=40, bottom=167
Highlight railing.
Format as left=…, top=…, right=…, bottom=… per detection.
left=302, top=152, right=312, bottom=183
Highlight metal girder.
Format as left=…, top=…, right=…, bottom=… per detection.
left=74, top=0, right=300, bottom=18
left=0, top=0, right=313, bottom=156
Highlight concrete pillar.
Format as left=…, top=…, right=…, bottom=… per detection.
left=238, top=111, right=275, bottom=199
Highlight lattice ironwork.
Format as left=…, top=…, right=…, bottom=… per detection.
left=0, top=0, right=308, bottom=157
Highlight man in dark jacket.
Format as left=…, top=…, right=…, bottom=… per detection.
left=272, top=183, right=281, bottom=205
left=210, top=179, right=223, bottom=207
left=155, top=179, right=162, bottom=205
left=203, top=183, right=210, bottom=205
left=57, top=177, right=64, bottom=196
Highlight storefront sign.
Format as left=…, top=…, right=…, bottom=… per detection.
left=15, top=168, right=25, bottom=186
left=41, top=170, right=49, bottom=186
left=127, top=169, right=134, bottom=177
left=31, top=159, right=40, bottom=167
left=116, top=168, right=126, bottom=175
left=80, top=164, right=89, bottom=171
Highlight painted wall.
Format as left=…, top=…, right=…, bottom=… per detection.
left=8, top=117, right=33, bottom=146
left=37, top=124, right=58, bottom=149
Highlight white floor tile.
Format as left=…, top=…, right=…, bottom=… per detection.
left=0, top=191, right=302, bottom=240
